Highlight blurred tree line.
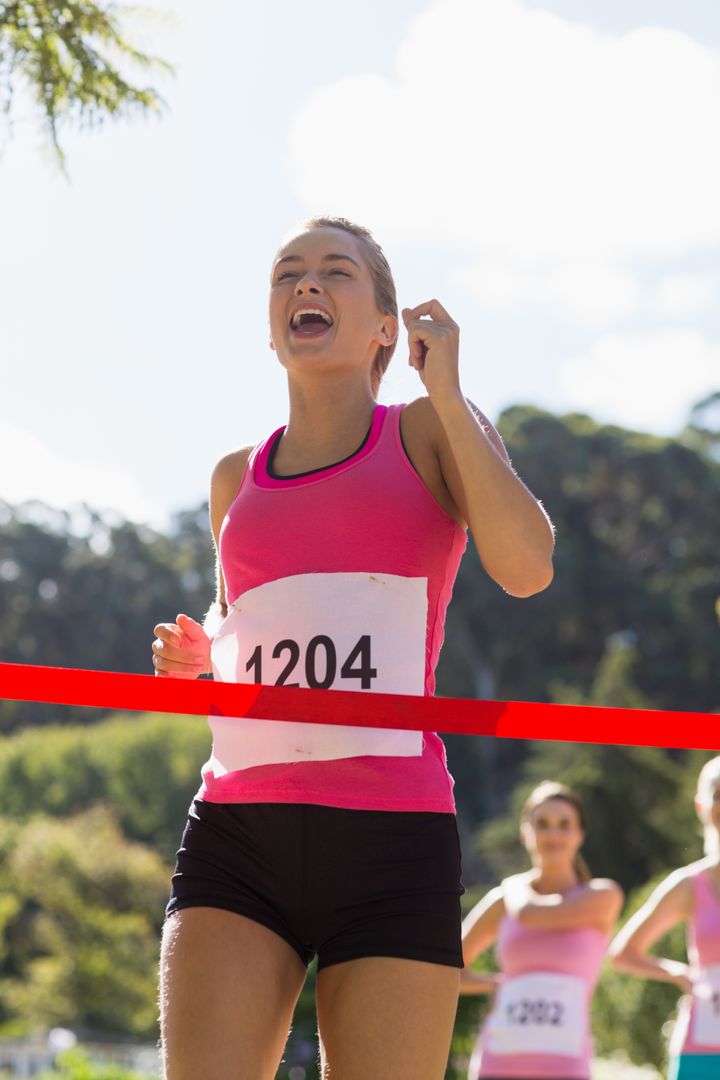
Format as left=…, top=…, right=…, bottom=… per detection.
left=1, top=399, right=719, bottom=1075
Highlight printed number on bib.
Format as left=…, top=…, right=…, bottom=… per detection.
left=207, top=572, right=428, bottom=773
left=692, top=964, right=720, bottom=1047
left=244, top=634, right=377, bottom=690
left=486, top=973, right=586, bottom=1058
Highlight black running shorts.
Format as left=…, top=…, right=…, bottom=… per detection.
left=166, top=800, right=464, bottom=971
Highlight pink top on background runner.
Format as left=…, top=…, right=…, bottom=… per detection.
left=670, top=864, right=720, bottom=1057
left=471, top=896, right=609, bottom=1079
left=197, top=402, right=468, bottom=812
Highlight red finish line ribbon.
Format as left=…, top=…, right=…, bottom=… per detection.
left=0, top=661, right=717, bottom=751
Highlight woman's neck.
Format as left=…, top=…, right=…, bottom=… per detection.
left=529, top=864, right=579, bottom=895
left=280, top=374, right=377, bottom=470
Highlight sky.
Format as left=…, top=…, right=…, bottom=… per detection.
left=1, top=0, right=718, bottom=529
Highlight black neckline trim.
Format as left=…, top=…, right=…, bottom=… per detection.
left=266, top=423, right=373, bottom=480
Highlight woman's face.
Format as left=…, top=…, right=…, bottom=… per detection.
left=268, top=227, right=396, bottom=383
left=520, top=798, right=585, bottom=869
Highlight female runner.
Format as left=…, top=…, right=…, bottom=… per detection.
left=151, top=216, right=555, bottom=1080
left=610, top=756, right=720, bottom=1080
left=461, top=781, right=623, bottom=1079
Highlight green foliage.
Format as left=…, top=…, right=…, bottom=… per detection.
left=476, top=737, right=702, bottom=896
left=0, top=398, right=719, bottom=1061
left=592, top=875, right=689, bottom=1070
left=0, top=502, right=214, bottom=732
left=0, top=711, right=210, bottom=858
left=37, top=1047, right=153, bottom=1079
left=0, top=1, right=172, bottom=166
left=440, top=401, right=720, bottom=838
left=680, top=390, right=720, bottom=463
left=0, top=808, right=168, bottom=1036
left=447, top=942, right=498, bottom=1079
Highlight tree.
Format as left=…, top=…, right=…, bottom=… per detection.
left=681, top=390, right=720, bottom=464
left=0, top=711, right=211, bottom=860
left=0, top=807, right=168, bottom=1036
left=0, top=1, right=171, bottom=167
left=0, top=501, right=214, bottom=732
left=591, top=874, right=688, bottom=1071
left=438, top=402, right=720, bottom=842
left=39, top=1049, right=154, bottom=1080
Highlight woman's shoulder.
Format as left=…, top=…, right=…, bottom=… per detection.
left=464, top=884, right=507, bottom=927
left=209, top=446, right=256, bottom=537
left=400, top=394, right=498, bottom=433
left=587, top=877, right=624, bottom=896
left=672, top=856, right=717, bottom=887
left=400, top=395, right=509, bottom=462
left=640, top=863, right=700, bottom=911
left=482, top=883, right=507, bottom=908
left=212, top=445, right=255, bottom=490
left=585, top=878, right=625, bottom=918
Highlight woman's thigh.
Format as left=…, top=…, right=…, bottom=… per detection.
left=315, top=955, right=460, bottom=1080
left=160, top=907, right=307, bottom=1080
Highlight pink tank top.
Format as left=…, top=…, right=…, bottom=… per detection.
left=671, top=865, right=720, bottom=1056
left=471, top=897, right=609, bottom=1079
left=196, top=402, right=468, bottom=812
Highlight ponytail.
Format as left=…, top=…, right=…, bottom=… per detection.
left=573, top=852, right=592, bottom=884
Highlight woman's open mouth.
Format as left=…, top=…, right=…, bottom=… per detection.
left=289, top=307, right=334, bottom=339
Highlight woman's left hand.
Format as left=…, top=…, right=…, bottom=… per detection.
left=401, top=300, right=461, bottom=403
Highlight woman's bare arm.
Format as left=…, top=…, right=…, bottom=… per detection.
left=205, top=447, right=252, bottom=635
left=502, top=872, right=624, bottom=933
left=459, top=887, right=505, bottom=995
left=151, top=447, right=251, bottom=676
left=402, top=300, right=554, bottom=598
left=609, top=869, right=693, bottom=991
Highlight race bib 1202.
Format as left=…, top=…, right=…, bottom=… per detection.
left=207, top=572, right=428, bottom=773
left=485, top=972, right=587, bottom=1058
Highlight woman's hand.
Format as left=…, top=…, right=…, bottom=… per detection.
left=152, top=613, right=211, bottom=678
left=664, top=960, right=693, bottom=995
left=401, top=300, right=461, bottom=405
left=458, top=969, right=503, bottom=996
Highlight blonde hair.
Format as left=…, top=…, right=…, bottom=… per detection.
left=521, top=780, right=592, bottom=883
left=697, top=756, right=720, bottom=857
left=301, top=216, right=398, bottom=396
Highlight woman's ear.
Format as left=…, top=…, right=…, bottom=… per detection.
left=374, top=314, right=398, bottom=348
left=269, top=338, right=276, bottom=352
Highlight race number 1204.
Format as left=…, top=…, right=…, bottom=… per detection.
left=244, top=634, right=377, bottom=689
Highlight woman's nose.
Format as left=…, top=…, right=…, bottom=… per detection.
left=295, top=275, right=323, bottom=295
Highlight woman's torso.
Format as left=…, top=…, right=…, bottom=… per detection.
left=671, top=864, right=720, bottom=1058
left=471, top=895, right=609, bottom=1079
left=197, top=401, right=468, bottom=812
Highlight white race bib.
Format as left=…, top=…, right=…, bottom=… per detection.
left=692, top=964, right=720, bottom=1047
left=485, top=973, right=587, bottom=1057
left=207, top=572, right=428, bottom=773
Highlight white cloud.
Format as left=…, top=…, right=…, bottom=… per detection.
left=0, top=422, right=166, bottom=526
left=458, top=260, right=639, bottom=322
left=653, top=272, right=720, bottom=317
left=558, top=329, right=720, bottom=433
left=290, top=0, right=720, bottom=276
